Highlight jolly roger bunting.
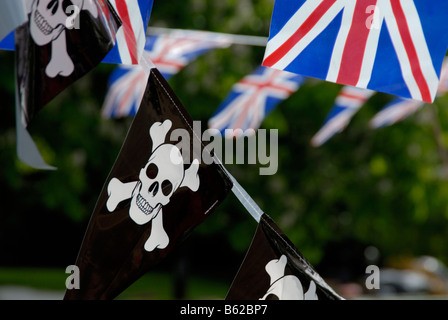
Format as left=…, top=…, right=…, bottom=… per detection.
left=1, top=1, right=153, bottom=63
left=63, top=66, right=232, bottom=300
left=262, top=0, right=448, bottom=103
left=226, top=214, right=342, bottom=300
left=14, top=0, right=120, bottom=169
left=16, top=0, right=120, bottom=126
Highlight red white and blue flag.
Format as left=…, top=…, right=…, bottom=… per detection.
left=436, top=57, right=448, bottom=97
left=208, top=66, right=305, bottom=136
left=145, top=29, right=231, bottom=80
left=102, top=0, right=153, bottom=65
left=263, top=0, right=448, bottom=103
left=368, top=97, right=424, bottom=129
left=311, top=85, right=374, bottom=147
left=369, top=57, right=448, bottom=129
left=102, top=30, right=231, bottom=118
left=101, top=54, right=149, bottom=118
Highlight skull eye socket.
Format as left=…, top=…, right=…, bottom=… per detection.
left=146, top=163, right=158, bottom=179
left=47, top=0, right=59, bottom=15
left=161, top=180, right=173, bottom=196
left=62, top=0, right=75, bottom=14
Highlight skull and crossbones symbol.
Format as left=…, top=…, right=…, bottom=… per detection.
left=106, top=120, right=200, bottom=252
left=29, top=0, right=99, bottom=78
left=260, top=255, right=318, bottom=300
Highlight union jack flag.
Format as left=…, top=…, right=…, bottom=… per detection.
left=369, top=57, right=448, bottom=129
left=101, top=61, right=148, bottom=118
left=368, top=97, right=424, bottom=129
left=145, top=30, right=231, bottom=80
left=100, top=0, right=153, bottom=65
left=208, top=66, right=305, bottom=136
left=437, top=57, right=448, bottom=97
left=311, top=85, right=374, bottom=147
left=102, top=30, right=231, bottom=118
left=263, top=0, right=448, bottom=103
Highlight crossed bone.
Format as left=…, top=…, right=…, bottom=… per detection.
left=107, top=175, right=169, bottom=251
left=105, top=120, right=200, bottom=252
left=30, top=0, right=98, bottom=78
left=260, top=255, right=318, bottom=300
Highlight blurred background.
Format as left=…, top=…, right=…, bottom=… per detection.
left=1, top=0, right=448, bottom=300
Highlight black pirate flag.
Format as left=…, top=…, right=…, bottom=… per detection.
left=16, top=0, right=120, bottom=126
left=14, top=0, right=120, bottom=168
left=226, top=214, right=343, bottom=300
left=63, top=66, right=233, bottom=300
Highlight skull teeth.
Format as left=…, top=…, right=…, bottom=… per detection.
left=136, top=193, right=154, bottom=216
left=34, top=9, right=54, bottom=36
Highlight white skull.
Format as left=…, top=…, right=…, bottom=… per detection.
left=30, top=0, right=84, bottom=46
left=104, top=120, right=200, bottom=252
left=129, top=144, right=185, bottom=225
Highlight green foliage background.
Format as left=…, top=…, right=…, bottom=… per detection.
left=1, top=0, right=448, bottom=285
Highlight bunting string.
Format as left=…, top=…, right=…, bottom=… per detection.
left=106, top=26, right=448, bottom=150
left=220, top=164, right=264, bottom=223
left=147, top=27, right=268, bottom=47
